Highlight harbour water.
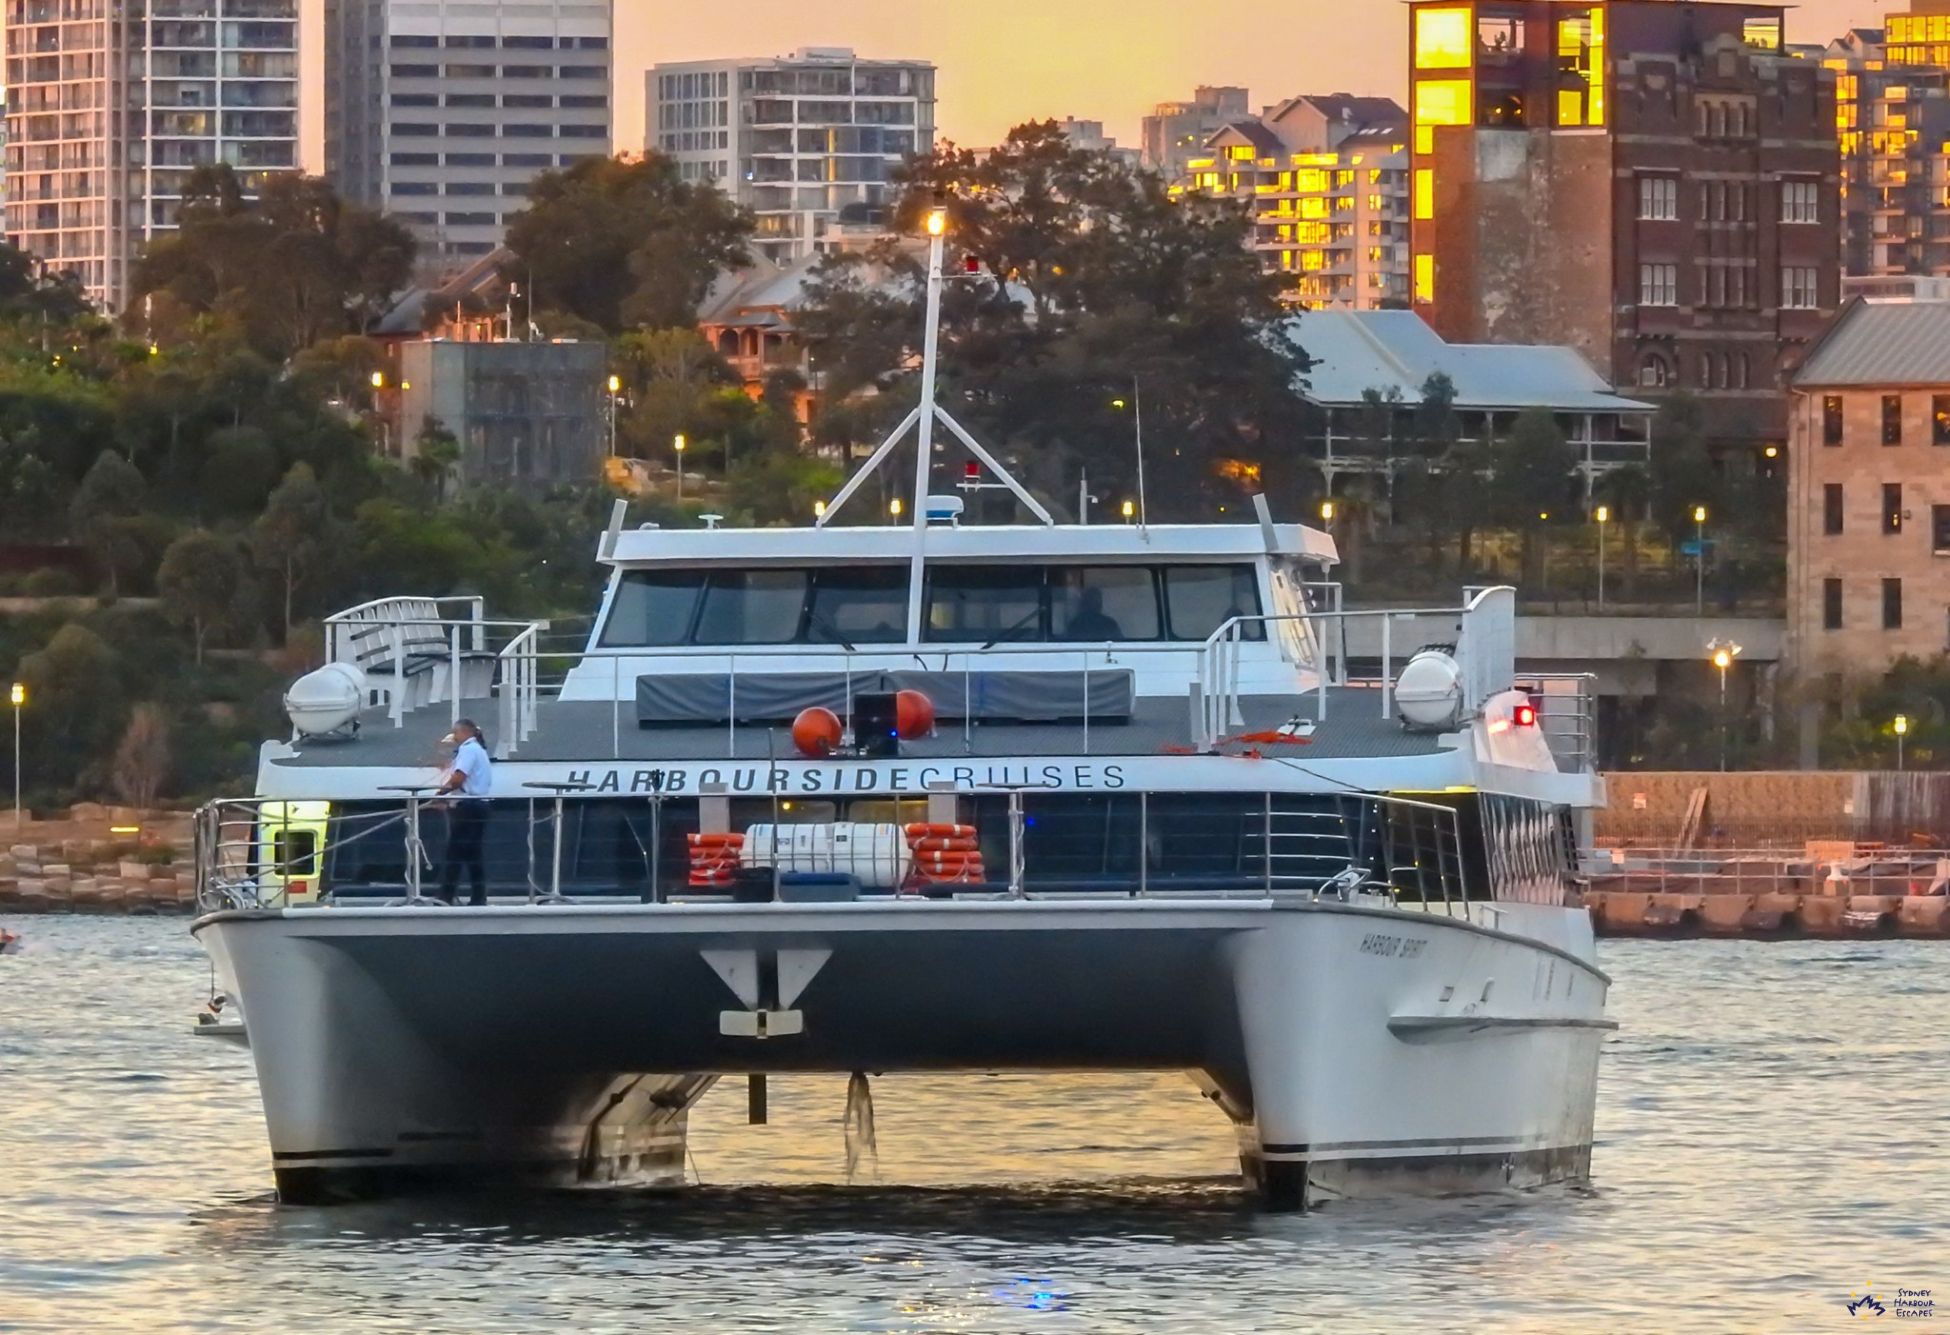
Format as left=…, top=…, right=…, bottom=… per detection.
left=0, top=916, right=1943, bottom=1333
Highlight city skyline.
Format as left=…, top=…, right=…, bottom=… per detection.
left=291, top=0, right=1890, bottom=174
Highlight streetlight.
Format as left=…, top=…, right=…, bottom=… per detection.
left=1894, top=713, right=1909, bottom=772
left=890, top=496, right=904, bottom=518
left=1121, top=499, right=1136, bottom=523
left=813, top=499, right=827, bottom=520
left=674, top=433, right=687, bottom=504
left=1594, top=504, right=1611, bottom=610
left=1319, top=499, right=1336, bottom=524
left=1708, top=639, right=1741, bottom=772
left=10, top=681, right=23, bottom=831
left=606, top=374, right=622, bottom=458
left=1692, top=505, right=1709, bottom=615
left=370, top=370, right=385, bottom=390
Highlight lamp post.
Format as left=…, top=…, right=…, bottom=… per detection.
left=1894, top=713, right=1909, bottom=772
left=1319, top=499, right=1336, bottom=525
left=1708, top=639, right=1741, bottom=772
left=606, top=374, right=622, bottom=458
left=674, top=433, right=687, bottom=504
left=1692, top=505, right=1708, bottom=616
left=1594, top=504, right=1610, bottom=609
left=10, top=681, right=23, bottom=831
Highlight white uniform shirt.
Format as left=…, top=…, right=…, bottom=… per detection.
left=449, top=736, right=493, bottom=797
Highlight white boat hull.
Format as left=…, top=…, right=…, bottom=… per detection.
left=194, top=898, right=1608, bottom=1208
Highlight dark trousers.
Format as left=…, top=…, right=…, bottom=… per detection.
left=440, top=801, right=488, bottom=905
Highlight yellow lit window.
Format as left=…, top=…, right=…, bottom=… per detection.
left=1415, top=168, right=1435, bottom=218
left=1414, top=253, right=1435, bottom=303
left=1415, top=78, right=1472, bottom=127
left=1415, top=7, right=1472, bottom=70
left=1558, top=90, right=1585, bottom=126
left=1228, top=144, right=1255, bottom=160
left=1416, top=125, right=1434, bottom=155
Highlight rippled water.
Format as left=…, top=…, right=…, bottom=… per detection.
left=1, top=916, right=1945, bottom=1333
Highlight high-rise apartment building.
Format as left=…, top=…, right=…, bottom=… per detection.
left=1140, top=85, right=1248, bottom=180
left=1177, top=95, right=1409, bottom=309
left=1826, top=9, right=1950, bottom=280
left=326, top=0, right=613, bottom=266
left=3, top=0, right=299, bottom=311
left=647, top=48, right=936, bottom=264
left=1407, top=1, right=1839, bottom=449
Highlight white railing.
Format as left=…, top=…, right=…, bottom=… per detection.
left=1197, top=586, right=1520, bottom=750
left=324, top=595, right=485, bottom=664
left=1457, top=586, right=1516, bottom=716
left=496, top=622, right=546, bottom=758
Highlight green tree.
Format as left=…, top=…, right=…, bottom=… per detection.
left=251, top=462, right=330, bottom=640
left=409, top=420, right=462, bottom=501
left=795, top=120, right=1308, bottom=520
left=68, top=449, right=146, bottom=595
left=1491, top=408, right=1577, bottom=587
left=502, top=155, right=754, bottom=333
left=158, top=530, right=251, bottom=665
left=16, top=622, right=123, bottom=799
left=199, top=425, right=281, bottom=519
left=128, top=167, right=417, bottom=360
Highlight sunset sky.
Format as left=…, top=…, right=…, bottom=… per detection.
left=302, top=0, right=1891, bottom=170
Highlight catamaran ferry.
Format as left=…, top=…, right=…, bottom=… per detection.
left=191, top=217, right=1611, bottom=1210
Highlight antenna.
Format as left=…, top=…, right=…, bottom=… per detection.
left=815, top=206, right=1054, bottom=530
left=1133, top=377, right=1150, bottom=532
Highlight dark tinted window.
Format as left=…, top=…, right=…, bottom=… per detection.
left=1884, top=482, right=1903, bottom=534
left=1933, top=504, right=1950, bottom=554
left=694, top=571, right=808, bottom=645
left=1883, top=394, right=1903, bottom=445
left=1823, top=578, right=1842, bottom=631
left=1051, top=566, right=1160, bottom=641
left=807, top=567, right=907, bottom=644
left=925, top=566, right=1044, bottom=642
left=1935, top=395, right=1950, bottom=445
left=1823, top=483, right=1843, bottom=535
left=1164, top=565, right=1264, bottom=640
left=1884, top=577, right=1903, bottom=630
left=1823, top=395, right=1843, bottom=445
left=600, top=571, right=702, bottom=646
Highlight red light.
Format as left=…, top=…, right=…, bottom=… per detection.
left=963, top=254, right=981, bottom=275
left=964, top=461, right=980, bottom=480
left=1513, top=703, right=1538, bottom=727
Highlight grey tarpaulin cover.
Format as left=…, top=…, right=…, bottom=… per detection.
left=635, top=669, right=1134, bottom=726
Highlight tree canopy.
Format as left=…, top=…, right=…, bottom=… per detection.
left=128, top=166, right=417, bottom=361
left=502, top=155, right=755, bottom=334
left=793, top=120, right=1311, bottom=521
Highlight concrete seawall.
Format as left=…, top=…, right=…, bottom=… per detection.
left=1580, top=888, right=1950, bottom=939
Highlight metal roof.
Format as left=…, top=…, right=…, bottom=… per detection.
left=1286, top=308, right=1653, bottom=415
left=605, top=522, right=1339, bottom=566
left=1791, top=299, right=1950, bottom=389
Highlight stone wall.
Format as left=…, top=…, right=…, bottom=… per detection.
left=0, top=805, right=197, bottom=915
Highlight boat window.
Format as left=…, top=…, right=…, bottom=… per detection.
left=1050, top=567, right=1161, bottom=641
left=1164, top=565, right=1265, bottom=641
left=599, top=571, right=704, bottom=646
left=807, top=566, right=907, bottom=644
left=925, top=565, right=1045, bottom=643
left=694, top=570, right=809, bottom=645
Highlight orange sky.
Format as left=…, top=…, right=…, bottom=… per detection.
left=302, top=0, right=1889, bottom=171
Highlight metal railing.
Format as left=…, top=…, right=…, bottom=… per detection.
left=1196, top=586, right=1519, bottom=749
left=191, top=789, right=1481, bottom=912
left=1581, top=845, right=1950, bottom=898
left=313, top=585, right=1526, bottom=762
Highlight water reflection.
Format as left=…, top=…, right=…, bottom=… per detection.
left=2, top=918, right=1947, bottom=1334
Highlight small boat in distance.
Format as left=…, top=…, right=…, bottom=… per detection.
left=190, top=211, right=1611, bottom=1209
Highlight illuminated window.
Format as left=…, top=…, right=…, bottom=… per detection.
left=1414, top=253, right=1435, bottom=303
left=1555, top=9, right=1605, bottom=128
left=1415, top=79, right=1472, bottom=129
left=1415, top=7, right=1473, bottom=70
left=1228, top=145, right=1256, bottom=161
left=1415, top=167, right=1435, bottom=218
left=1743, top=16, right=1782, bottom=50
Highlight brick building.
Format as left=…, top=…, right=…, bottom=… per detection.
left=1407, top=1, right=1840, bottom=450
left=1786, top=295, right=1950, bottom=687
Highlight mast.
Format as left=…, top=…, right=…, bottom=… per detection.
left=903, top=211, right=948, bottom=642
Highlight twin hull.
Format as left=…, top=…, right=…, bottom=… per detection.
left=194, top=898, right=1607, bottom=1208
